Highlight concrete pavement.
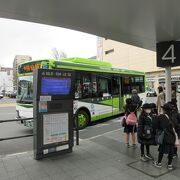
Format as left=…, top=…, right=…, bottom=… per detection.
left=0, top=128, right=179, bottom=180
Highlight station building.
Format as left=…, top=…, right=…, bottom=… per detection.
left=97, top=38, right=180, bottom=91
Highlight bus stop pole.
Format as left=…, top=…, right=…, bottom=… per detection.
left=165, top=66, right=171, bottom=102
left=76, top=116, right=79, bottom=145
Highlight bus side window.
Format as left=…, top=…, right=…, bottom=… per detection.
left=75, top=75, right=82, bottom=99
left=92, top=74, right=97, bottom=98
left=82, top=75, right=91, bottom=98
left=122, top=77, right=131, bottom=95
left=112, top=77, right=120, bottom=95
left=131, top=76, right=145, bottom=93
left=97, top=76, right=112, bottom=97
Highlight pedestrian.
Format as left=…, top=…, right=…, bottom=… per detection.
left=150, top=103, right=158, bottom=116
left=153, top=103, right=180, bottom=170
left=167, top=101, right=180, bottom=158
left=171, top=86, right=177, bottom=104
left=123, top=98, right=137, bottom=148
left=131, top=89, right=142, bottom=107
left=150, top=103, right=159, bottom=136
left=138, top=103, right=155, bottom=161
left=156, top=86, right=165, bottom=114
left=131, top=89, right=142, bottom=118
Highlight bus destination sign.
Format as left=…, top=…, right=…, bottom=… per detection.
left=18, top=61, right=42, bottom=74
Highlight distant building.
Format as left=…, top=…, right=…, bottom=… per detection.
left=13, top=55, right=32, bottom=90
left=0, top=66, right=13, bottom=93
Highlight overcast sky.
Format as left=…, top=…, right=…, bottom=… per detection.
left=0, top=18, right=97, bottom=68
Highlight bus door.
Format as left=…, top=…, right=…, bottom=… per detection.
left=112, top=76, right=122, bottom=115
left=94, top=75, right=113, bottom=120
left=121, top=76, right=132, bottom=108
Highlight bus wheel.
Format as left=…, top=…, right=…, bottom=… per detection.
left=75, top=110, right=89, bottom=130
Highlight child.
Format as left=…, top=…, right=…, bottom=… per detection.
left=167, top=101, right=180, bottom=158
left=138, top=103, right=155, bottom=161
left=154, top=103, right=180, bottom=170
left=123, top=98, right=137, bottom=148
left=150, top=103, right=158, bottom=116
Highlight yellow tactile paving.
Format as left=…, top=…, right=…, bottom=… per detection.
left=0, top=104, right=16, bottom=107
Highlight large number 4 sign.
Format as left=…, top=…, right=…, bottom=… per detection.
left=162, top=44, right=176, bottom=63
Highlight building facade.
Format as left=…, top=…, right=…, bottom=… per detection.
left=98, top=38, right=180, bottom=91
left=13, top=55, right=32, bottom=90
left=0, top=67, right=13, bottom=93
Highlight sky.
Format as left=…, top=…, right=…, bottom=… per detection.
left=0, top=18, right=97, bottom=67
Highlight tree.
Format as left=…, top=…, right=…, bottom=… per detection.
left=51, top=48, right=67, bottom=60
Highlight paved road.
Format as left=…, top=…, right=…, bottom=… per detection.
left=0, top=98, right=32, bottom=156
left=0, top=97, right=157, bottom=156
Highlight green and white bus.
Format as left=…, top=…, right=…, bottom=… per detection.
left=16, top=57, right=145, bottom=129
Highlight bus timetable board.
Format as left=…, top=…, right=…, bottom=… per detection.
left=33, top=69, right=75, bottom=160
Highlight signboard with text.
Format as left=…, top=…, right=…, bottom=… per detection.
left=33, top=69, right=74, bottom=160
left=156, top=41, right=180, bottom=67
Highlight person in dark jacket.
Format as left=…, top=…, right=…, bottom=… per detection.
left=131, top=89, right=142, bottom=119
left=167, top=101, right=180, bottom=158
left=124, top=98, right=137, bottom=148
left=131, top=89, right=141, bottom=106
left=153, top=103, right=180, bottom=170
left=138, top=103, right=155, bottom=161
left=150, top=103, right=159, bottom=133
left=150, top=103, right=158, bottom=116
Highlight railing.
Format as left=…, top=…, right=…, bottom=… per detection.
left=0, top=118, right=34, bottom=141
left=0, top=117, right=80, bottom=145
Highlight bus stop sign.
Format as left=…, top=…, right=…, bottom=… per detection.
left=156, top=41, right=180, bottom=67
left=33, top=69, right=75, bottom=160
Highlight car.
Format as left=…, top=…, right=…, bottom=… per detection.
left=0, top=94, right=3, bottom=99
left=9, top=91, right=17, bottom=98
left=146, top=90, right=157, bottom=97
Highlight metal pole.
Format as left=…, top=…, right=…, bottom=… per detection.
left=165, top=66, right=171, bottom=102
left=76, top=117, right=79, bottom=145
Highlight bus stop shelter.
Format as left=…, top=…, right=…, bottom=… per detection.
left=0, top=0, right=180, bottom=100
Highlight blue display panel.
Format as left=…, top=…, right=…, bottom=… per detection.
left=41, top=77, right=71, bottom=95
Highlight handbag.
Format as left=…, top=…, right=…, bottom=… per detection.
left=121, top=116, right=126, bottom=127
left=143, top=125, right=153, bottom=139
left=155, top=129, right=165, bottom=145
left=173, top=128, right=180, bottom=148
left=155, top=114, right=169, bottom=145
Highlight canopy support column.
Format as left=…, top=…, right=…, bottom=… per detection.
left=165, top=66, right=171, bottom=102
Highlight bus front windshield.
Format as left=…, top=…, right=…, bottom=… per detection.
left=17, top=76, right=33, bottom=102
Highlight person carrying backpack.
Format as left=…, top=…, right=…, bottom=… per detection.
left=123, top=98, right=138, bottom=148
left=153, top=103, right=180, bottom=170
left=131, top=89, right=140, bottom=105
left=150, top=103, right=158, bottom=116
left=131, top=89, right=142, bottom=119
left=167, top=101, right=180, bottom=158
left=138, top=103, right=156, bottom=161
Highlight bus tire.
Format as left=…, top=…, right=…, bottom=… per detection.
left=75, top=110, right=90, bottom=130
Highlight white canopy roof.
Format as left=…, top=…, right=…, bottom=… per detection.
left=0, top=0, right=180, bottom=50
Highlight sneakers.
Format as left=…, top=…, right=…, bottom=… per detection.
left=140, top=155, right=147, bottom=162
left=167, top=164, right=173, bottom=170
left=153, top=161, right=174, bottom=170
left=145, top=154, right=154, bottom=160
left=173, top=154, right=178, bottom=159
left=153, top=161, right=162, bottom=168
left=125, top=143, right=130, bottom=148
left=125, top=143, right=137, bottom=148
